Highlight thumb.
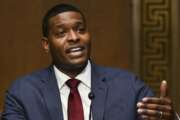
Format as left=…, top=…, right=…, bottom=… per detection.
left=160, top=80, right=168, bottom=98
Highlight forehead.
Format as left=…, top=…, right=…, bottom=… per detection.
left=49, top=11, right=85, bottom=27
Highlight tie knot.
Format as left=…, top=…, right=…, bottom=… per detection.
left=66, top=79, right=80, bottom=89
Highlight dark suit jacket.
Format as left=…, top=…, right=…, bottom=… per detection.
left=2, top=63, right=153, bottom=120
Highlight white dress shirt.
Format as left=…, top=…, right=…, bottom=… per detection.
left=53, top=61, right=91, bottom=120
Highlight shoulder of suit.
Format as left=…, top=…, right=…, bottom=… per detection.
left=93, top=64, right=139, bottom=82
left=94, top=65, right=152, bottom=95
left=7, top=66, right=52, bottom=92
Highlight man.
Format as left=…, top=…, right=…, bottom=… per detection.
left=2, top=3, right=178, bottom=120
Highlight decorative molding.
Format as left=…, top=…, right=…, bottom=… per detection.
left=132, top=0, right=175, bottom=94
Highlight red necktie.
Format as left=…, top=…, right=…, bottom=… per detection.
left=66, top=79, right=84, bottom=120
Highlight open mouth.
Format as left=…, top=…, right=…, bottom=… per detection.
left=66, top=46, right=85, bottom=55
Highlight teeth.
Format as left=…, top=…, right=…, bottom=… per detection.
left=70, top=47, right=81, bottom=52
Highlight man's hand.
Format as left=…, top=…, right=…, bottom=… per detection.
left=137, top=80, right=174, bottom=120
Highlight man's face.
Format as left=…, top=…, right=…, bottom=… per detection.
left=42, top=11, right=91, bottom=70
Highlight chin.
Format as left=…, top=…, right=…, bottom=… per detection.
left=69, top=58, right=88, bottom=68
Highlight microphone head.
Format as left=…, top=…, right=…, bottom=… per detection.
left=88, top=92, right=95, bottom=100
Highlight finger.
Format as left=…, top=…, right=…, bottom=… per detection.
left=138, top=114, right=157, bottom=120
left=139, top=115, right=149, bottom=120
left=137, top=109, right=172, bottom=119
left=137, top=102, right=173, bottom=112
left=160, top=80, right=168, bottom=98
left=141, top=97, right=172, bottom=105
left=137, top=109, right=160, bottom=117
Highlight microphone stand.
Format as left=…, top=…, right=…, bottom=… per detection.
left=88, top=92, right=95, bottom=120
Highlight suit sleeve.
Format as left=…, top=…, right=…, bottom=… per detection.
left=2, top=83, right=26, bottom=120
left=134, top=76, right=154, bottom=102
left=133, top=76, right=154, bottom=120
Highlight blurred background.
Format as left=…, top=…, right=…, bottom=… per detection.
left=0, top=0, right=179, bottom=113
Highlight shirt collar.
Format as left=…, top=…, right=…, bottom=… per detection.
left=53, top=61, right=91, bottom=90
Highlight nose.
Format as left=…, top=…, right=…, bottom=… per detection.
left=67, top=29, right=80, bottom=42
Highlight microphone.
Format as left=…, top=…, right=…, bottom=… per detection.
left=88, top=92, right=95, bottom=100
left=88, top=92, right=95, bottom=120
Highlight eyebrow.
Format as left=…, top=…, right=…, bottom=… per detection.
left=54, top=21, right=85, bottom=28
left=55, top=24, right=64, bottom=29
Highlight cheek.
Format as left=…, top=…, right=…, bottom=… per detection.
left=49, top=42, right=66, bottom=57
left=83, top=34, right=91, bottom=45
left=50, top=45, right=69, bottom=64
left=55, top=46, right=66, bottom=58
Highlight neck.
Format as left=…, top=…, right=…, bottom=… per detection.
left=55, top=62, right=87, bottom=78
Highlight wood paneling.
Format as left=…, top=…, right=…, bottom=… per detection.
left=0, top=0, right=132, bottom=111
left=1, top=0, right=179, bottom=115
left=0, top=0, right=50, bottom=111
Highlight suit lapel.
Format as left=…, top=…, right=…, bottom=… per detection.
left=39, top=64, right=108, bottom=120
left=40, top=67, right=64, bottom=120
left=91, top=64, right=108, bottom=120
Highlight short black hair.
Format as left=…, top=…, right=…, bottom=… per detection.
left=42, top=3, right=85, bottom=37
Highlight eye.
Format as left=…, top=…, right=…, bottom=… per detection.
left=76, top=23, right=86, bottom=34
left=55, top=29, right=67, bottom=38
left=77, top=26, right=86, bottom=33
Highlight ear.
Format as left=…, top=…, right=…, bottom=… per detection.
left=41, top=37, right=49, bottom=53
